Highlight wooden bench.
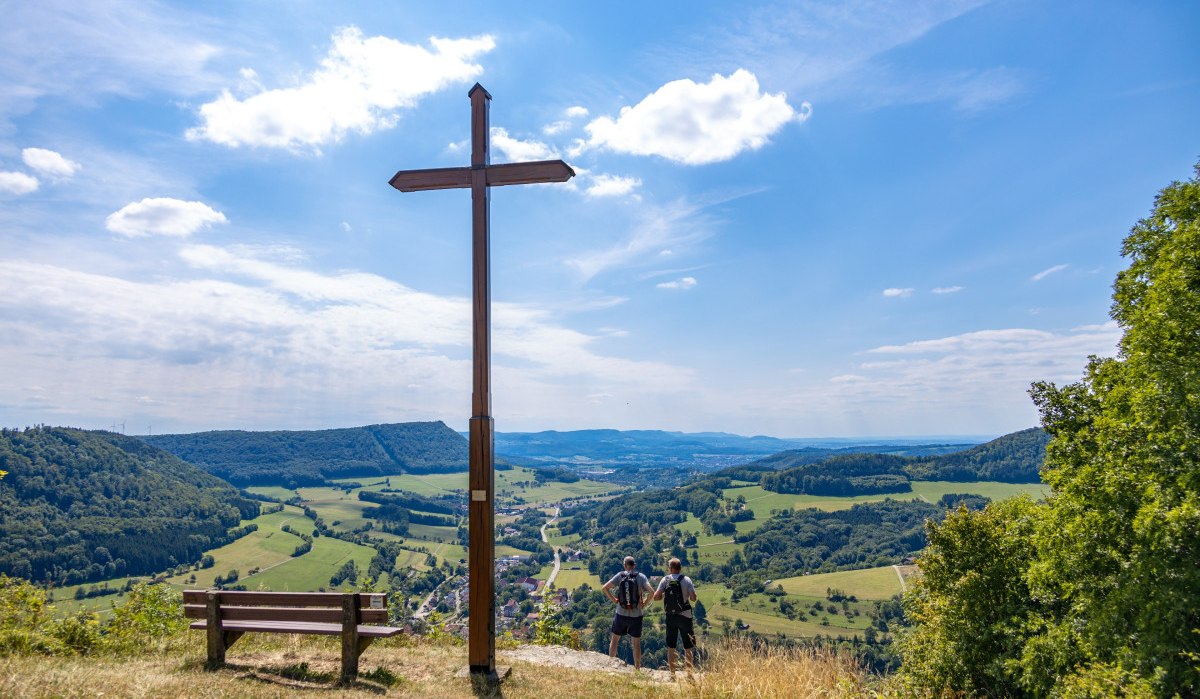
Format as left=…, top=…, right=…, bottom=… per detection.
left=183, top=589, right=404, bottom=683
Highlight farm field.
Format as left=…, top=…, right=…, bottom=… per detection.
left=243, top=485, right=297, bottom=501
left=774, top=565, right=905, bottom=600
left=695, top=583, right=875, bottom=640
left=244, top=535, right=377, bottom=592
left=552, top=567, right=599, bottom=592
left=909, top=480, right=1049, bottom=503
left=50, top=505, right=313, bottom=616
left=329, top=466, right=620, bottom=508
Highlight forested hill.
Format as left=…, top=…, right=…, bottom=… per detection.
left=0, top=427, right=258, bottom=585
left=905, top=427, right=1049, bottom=481
left=142, top=421, right=472, bottom=486
left=746, top=428, right=1048, bottom=496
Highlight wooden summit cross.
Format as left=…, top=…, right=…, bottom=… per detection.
left=388, top=84, right=574, bottom=678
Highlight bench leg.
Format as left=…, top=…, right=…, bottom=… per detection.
left=206, top=592, right=225, bottom=669
left=340, top=593, right=361, bottom=684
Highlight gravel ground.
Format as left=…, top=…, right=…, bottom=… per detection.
left=502, top=644, right=676, bottom=682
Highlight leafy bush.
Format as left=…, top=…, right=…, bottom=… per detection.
left=100, top=582, right=186, bottom=654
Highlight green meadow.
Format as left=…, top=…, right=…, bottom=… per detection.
left=774, top=565, right=905, bottom=600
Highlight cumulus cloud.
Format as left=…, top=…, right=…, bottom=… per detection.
left=22, top=148, right=81, bottom=178
left=585, top=69, right=806, bottom=165
left=0, top=171, right=39, bottom=195
left=105, top=198, right=228, bottom=238
left=186, top=27, right=495, bottom=150
left=565, top=106, right=589, bottom=118
left=882, top=287, right=913, bottom=298
left=657, top=276, right=697, bottom=290
left=585, top=173, right=641, bottom=198
left=1032, top=264, right=1068, bottom=281
left=931, top=286, right=963, bottom=294
left=490, top=127, right=557, bottom=162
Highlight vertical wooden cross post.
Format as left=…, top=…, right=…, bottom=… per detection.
left=389, top=84, right=574, bottom=677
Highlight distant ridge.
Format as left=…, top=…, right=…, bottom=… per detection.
left=142, top=421, right=473, bottom=487
left=749, top=427, right=1048, bottom=496
left=491, top=428, right=980, bottom=461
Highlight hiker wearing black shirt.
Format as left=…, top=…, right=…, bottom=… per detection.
left=602, top=555, right=653, bottom=669
left=653, top=557, right=698, bottom=675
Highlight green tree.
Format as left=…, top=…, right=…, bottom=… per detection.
left=897, top=163, right=1200, bottom=698
left=897, top=497, right=1044, bottom=696
left=1026, top=162, right=1200, bottom=696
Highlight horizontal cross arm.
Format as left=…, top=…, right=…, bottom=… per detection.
left=485, top=160, right=575, bottom=187
left=389, top=166, right=472, bottom=192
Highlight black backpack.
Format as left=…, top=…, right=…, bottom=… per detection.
left=663, top=574, right=691, bottom=614
left=617, top=571, right=641, bottom=610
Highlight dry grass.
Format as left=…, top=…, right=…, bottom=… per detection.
left=0, top=632, right=880, bottom=698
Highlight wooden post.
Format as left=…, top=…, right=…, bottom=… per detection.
left=205, top=590, right=224, bottom=668
left=388, top=84, right=574, bottom=678
left=341, top=593, right=361, bottom=684
left=466, top=83, right=497, bottom=676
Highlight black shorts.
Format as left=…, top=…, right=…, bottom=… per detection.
left=665, top=614, right=695, bottom=649
left=610, top=613, right=644, bottom=638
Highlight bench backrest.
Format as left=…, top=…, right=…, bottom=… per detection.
left=182, top=590, right=389, bottom=624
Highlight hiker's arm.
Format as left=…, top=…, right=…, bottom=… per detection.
left=601, top=579, right=616, bottom=603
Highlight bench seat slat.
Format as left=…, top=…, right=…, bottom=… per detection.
left=189, top=619, right=403, bottom=639
left=182, top=590, right=385, bottom=609
left=183, top=604, right=387, bottom=624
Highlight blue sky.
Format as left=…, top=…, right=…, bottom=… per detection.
left=1, top=1, right=1196, bottom=438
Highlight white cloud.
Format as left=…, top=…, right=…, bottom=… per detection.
left=566, top=198, right=718, bottom=281
left=543, top=106, right=590, bottom=135
left=1032, top=264, right=1068, bottom=281
left=882, top=287, right=913, bottom=298
left=0, top=249, right=691, bottom=431
left=740, top=322, right=1123, bottom=437
left=22, top=148, right=81, bottom=178
left=105, top=198, right=228, bottom=238
left=340, top=221, right=352, bottom=234
left=657, top=276, right=697, bottom=290
left=585, top=69, right=806, bottom=165
left=585, top=173, right=641, bottom=198
left=0, top=3, right=222, bottom=122
left=0, top=171, right=39, bottom=195
left=931, top=286, right=963, bottom=294
left=490, top=127, right=557, bottom=162
left=187, top=27, right=495, bottom=150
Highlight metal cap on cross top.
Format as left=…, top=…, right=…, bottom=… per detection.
left=387, top=84, right=575, bottom=678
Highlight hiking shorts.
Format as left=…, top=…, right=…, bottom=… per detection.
left=665, top=614, right=696, bottom=649
left=610, top=613, right=644, bottom=638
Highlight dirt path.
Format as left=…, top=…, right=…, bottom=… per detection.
left=892, top=564, right=907, bottom=592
